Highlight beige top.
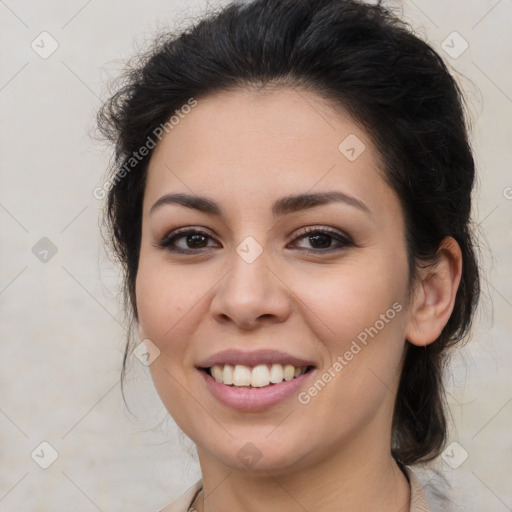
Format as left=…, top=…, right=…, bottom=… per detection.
left=159, top=465, right=431, bottom=512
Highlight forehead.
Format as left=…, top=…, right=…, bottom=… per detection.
left=144, top=87, right=398, bottom=222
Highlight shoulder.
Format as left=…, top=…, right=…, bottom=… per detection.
left=403, top=464, right=460, bottom=512
left=157, top=480, right=203, bottom=512
left=402, top=465, right=432, bottom=512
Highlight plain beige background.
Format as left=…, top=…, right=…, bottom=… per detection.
left=0, top=0, right=511, bottom=510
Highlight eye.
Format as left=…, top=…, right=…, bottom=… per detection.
left=157, top=228, right=220, bottom=254
left=288, top=226, right=354, bottom=254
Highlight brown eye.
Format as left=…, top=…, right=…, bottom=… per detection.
left=289, top=227, right=354, bottom=254
left=184, top=233, right=209, bottom=248
left=305, top=232, right=333, bottom=249
left=158, top=228, right=220, bottom=254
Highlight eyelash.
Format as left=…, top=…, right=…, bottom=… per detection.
left=156, top=226, right=354, bottom=255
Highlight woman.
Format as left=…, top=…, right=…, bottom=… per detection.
left=97, top=0, right=480, bottom=510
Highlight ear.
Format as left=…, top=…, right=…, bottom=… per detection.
left=405, top=236, right=463, bottom=347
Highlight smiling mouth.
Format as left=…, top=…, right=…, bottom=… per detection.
left=202, top=363, right=314, bottom=388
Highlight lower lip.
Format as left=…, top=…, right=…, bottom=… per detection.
left=199, top=369, right=314, bottom=412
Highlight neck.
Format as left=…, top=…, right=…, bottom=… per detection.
left=194, top=438, right=410, bottom=512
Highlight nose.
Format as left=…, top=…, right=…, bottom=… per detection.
left=209, top=247, right=292, bottom=331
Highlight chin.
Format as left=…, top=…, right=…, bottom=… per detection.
left=195, top=430, right=314, bottom=474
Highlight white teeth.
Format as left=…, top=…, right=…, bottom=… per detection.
left=251, top=365, right=271, bottom=387
left=223, top=364, right=234, bottom=385
left=283, top=364, right=295, bottom=381
left=269, top=363, right=284, bottom=383
left=211, top=365, right=223, bottom=383
left=209, top=363, right=308, bottom=387
left=233, top=365, right=252, bottom=386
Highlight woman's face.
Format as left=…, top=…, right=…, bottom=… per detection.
left=136, top=87, right=415, bottom=473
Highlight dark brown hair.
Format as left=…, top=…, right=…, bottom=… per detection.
left=97, top=0, right=480, bottom=465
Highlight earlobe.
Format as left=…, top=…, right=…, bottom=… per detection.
left=405, top=237, right=463, bottom=347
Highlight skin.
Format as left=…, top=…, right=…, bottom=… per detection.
left=135, top=87, right=462, bottom=512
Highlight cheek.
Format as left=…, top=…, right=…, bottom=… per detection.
left=290, top=254, right=407, bottom=404
left=135, top=255, right=224, bottom=380
left=135, top=260, right=205, bottom=425
left=135, top=258, right=193, bottom=353
left=290, top=277, right=406, bottom=442
left=291, top=255, right=405, bottom=344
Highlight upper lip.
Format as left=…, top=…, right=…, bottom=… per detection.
left=197, top=349, right=316, bottom=369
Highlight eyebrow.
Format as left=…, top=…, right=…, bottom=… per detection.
left=149, top=191, right=372, bottom=218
